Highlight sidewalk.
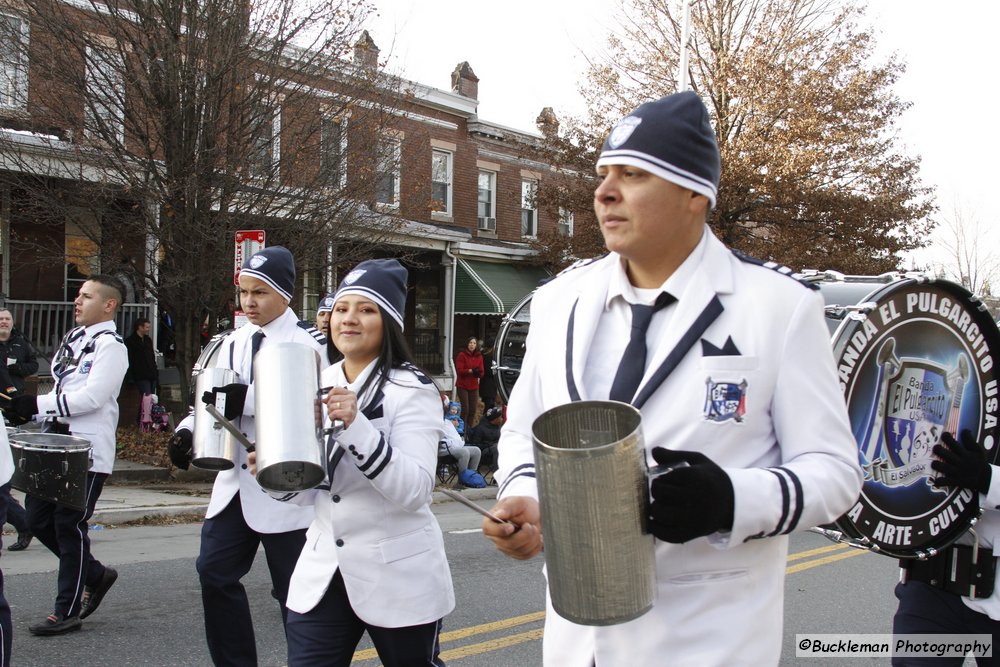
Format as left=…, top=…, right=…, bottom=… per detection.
left=6, top=460, right=499, bottom=526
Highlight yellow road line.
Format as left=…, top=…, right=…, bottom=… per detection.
left=352, top=611, right=546, bottom=661
left=786, top=547, right=868, bottom=573
left=350, top=546, right=866, bottom=663
left=786, top=542, right=850, bottom=562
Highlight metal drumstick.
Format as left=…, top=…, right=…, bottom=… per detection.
left=440, top=488, right=510, bottom=525
left=204, top=403, right=255, bottom=453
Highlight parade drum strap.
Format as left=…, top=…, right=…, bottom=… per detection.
left=828, top=277, right=1000, bottom=558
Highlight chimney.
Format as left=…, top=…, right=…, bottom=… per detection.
left=353, top=31, right=379, bottom=70
left=451, top=62, right=479, bottom=100
left=536, top=107, right=559, bottom=138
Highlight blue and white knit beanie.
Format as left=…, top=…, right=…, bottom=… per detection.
left=240, top=246, right=296, bottom=302
left=597, top=91, right=720, bottom=208
left=334, top=258, right=408, bottom=330
left=316, top=294, right=335, bottom=314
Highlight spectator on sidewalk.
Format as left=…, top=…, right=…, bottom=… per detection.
left=479, top=343, right=498, bottom=413
left=445, top=400, right=464, bottom=438
left=438, top=395, right=483, bottom=488
left=0, top=309, right=38, bottom=393
left=0, top=275, right=129, bottom=636
left=467, top=405, right=503, bottom=473
left=125, top=317, right=158, bottom=397
left=455, top=337, right=483, bottom=428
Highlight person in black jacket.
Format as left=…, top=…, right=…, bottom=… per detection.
left=467, top=405, right=504, bottom=473
left=0, top=309, right=38, bottom=393
left=124, top=317, right=158, bottom=396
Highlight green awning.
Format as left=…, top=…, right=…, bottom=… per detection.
left=454, top=259, right=550, bottom=315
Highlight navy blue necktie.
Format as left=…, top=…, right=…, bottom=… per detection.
left=608, top=292, right=675, bottom=404
left=249, top=330, right=265, bottom=382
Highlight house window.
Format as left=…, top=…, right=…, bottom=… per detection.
left=375, top=134, right=401, bottom=207
left=477, top=170, right=496, bottom=230
left=521, top=180, right=537, bottom=237
left=320, top=114, right=346, bottom=187
left=65, top=212, right=101, bottom=301
left=431, top=149, right=452, bottom=214
left=558, top=208, right=574, bottom=236
left=249, top=99, right=280, bottom=178
left=0, top=13, right=29, bottom=110
left=85, top=46, right=124, bottom=143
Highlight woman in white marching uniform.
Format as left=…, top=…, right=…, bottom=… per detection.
left=267, top=258, right=453, bottom=667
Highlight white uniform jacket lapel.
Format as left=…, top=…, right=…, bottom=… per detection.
left=563, top=260, right=614, bottom=402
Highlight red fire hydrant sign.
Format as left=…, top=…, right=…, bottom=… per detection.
left=234, top=230, right=266, bottom=285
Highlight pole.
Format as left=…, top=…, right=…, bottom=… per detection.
left=678, top=0, right=693, bottom=91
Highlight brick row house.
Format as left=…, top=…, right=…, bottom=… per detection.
left=0, top=3, right=580, bottom=397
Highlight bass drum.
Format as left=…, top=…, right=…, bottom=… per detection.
left=493, top=293, right=533, bottom=405
left=809, top=272, right=1000, bottom=558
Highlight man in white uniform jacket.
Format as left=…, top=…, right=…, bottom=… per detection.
left=2, top=275, right=129, bottom=636
left=482, top=92, right=863, bottom=666
left=170, top=246, right=328, bottom=666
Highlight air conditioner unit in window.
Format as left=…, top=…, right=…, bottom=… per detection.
left=478, top=217, right=496, bottom=231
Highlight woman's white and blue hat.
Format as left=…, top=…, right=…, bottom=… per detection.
left=597, top=91, right=720, bottom=208
left=334, top=259, right=408, bottom=330
left=240, top=246, right=296, bottom=302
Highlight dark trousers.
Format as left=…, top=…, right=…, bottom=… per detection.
left=196, top=496, right=307, bottom=667
left=25, top=471, right=108, bottom=618
left=0, top=483, right=27, bottom=534
left=456, top=388, right=478, bottom=430
left=0, top=493, right=11, bottom=667
left=892, top=580, right=1000, bottom=666
left=285, top=570, right=444, bottom=667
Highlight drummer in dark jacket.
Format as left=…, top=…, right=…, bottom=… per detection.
left=0, top=308, right=38, bottom=393
left=0, top=275, right=128, bottom=636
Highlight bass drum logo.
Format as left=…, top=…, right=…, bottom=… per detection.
left=833, top=279, right=999, bottom=556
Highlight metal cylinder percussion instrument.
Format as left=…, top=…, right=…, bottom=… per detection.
left=191, top=366, right=242, bottom=470
left=253, top=342, right=326, bottom=492
left=532, top=400, right=655, bottom=626
left=9, top=432, right=92, bottom=511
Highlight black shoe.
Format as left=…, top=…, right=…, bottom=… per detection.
left=8, top=532, right=32, bottom=551
left=79, top=567, right=118, bottom=619
left=28, top=613, right=82, bottom=636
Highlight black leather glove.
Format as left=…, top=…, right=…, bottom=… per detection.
left=201, top=383, right=248, bottom=420
left=471, top=367, right=482, bottom=378
left=0, top=394, right=37, bottom=426
left=932, top=430, right=992, bottom=494
left=168, top=429, right=193, bottom=470
left=648, top=447, right=735, bottom=543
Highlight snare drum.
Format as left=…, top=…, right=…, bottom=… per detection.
left=809, top=273, right=1000, bottom=558
left=9, top=433, right=92, bottom=511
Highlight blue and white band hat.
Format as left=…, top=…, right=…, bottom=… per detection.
left=597, top=91, right=720, bottom=208
left=316, top=294, right=335, bottom=314
left=334, top=258, right=408, bottom=330
left=240, top=246, right=296, bottom=302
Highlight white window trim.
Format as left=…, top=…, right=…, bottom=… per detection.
left=521, top=180, right=538, bottom=238
left=431, top=149, right=453, bottom=218
left=375, top=133, right=402, bottom=210
left=0, top=12, right=29, bottom=111
left=320, top=110, right=347, bottom=189
left=248, top=96, right=282, bottom=180
left=84, top=45, right=125, bottom=144
left=558, top=208, right=575, bottom=236
left=478, top=169, right=497, bottom=230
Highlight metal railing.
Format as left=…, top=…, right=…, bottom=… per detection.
left=6, top=299, right=152, bottom=362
